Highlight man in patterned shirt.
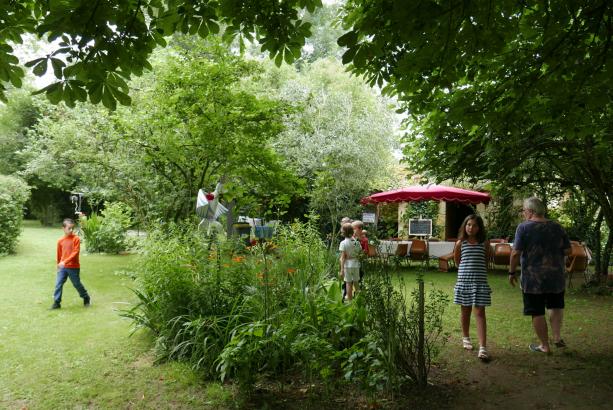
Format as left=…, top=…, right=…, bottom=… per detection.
left=509, top=197, right=571, bottom=353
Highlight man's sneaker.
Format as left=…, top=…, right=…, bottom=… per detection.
left=84, top=297, right=91, bottom=307
left=50, top=302, right=61, bottom=310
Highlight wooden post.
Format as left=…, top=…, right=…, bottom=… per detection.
left=417, top=277, right=427, bottom=386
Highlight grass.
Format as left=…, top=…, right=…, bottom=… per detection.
left=388, top=265, right=613, bottom=409
left=1, top=222, right=611, bottom=409
left=0, top=221, right=235, bottom=409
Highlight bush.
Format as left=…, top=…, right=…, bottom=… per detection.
left=123, top=218, right=449, bottom=397
left=80, top=202, right=132, bottom=253
left=0, top=175, right=30, bottom=255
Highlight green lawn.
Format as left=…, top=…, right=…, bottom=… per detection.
left=0, top=222, right=233, bottom=409
left=2, top=223, right=611, bottom=409
left=393, top=266, right=613, bottom=409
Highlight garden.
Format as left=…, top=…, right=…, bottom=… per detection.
left=1, top=1, right=613, bottom=409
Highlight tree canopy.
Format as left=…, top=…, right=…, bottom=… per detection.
left=1, top=0, right=322, bottom=106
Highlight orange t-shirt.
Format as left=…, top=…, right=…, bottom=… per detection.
left=57, top=234, right=80, bottom=268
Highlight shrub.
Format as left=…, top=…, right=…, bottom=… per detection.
left=80, top=202, right=132, bottom=253
left=123, top=218, right=450, bottom=397
left=0, top=175, right=30, bottom=255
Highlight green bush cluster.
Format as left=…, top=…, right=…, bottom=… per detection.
left=0, top=175, right=30, bottom=255
left=124, top=219, right=449, bottom=395
left=80, top=202, right=132, bottom=253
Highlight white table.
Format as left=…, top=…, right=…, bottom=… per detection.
left=377, top=240, right=456, bottom=258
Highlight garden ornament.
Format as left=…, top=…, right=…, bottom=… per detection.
left=196, top=182, right=228, bottom=234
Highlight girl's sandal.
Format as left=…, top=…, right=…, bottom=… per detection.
left=462, top=337, right=473, bottom=351
left=478, top=347, right=490, bottom=362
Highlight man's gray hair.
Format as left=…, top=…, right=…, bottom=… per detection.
left=524, top=197, right=545, bottom=216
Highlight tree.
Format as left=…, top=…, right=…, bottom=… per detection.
left=1, top=0, right=322, bottom=106
left=339, top=0, right=613, bottom=275
left=23, top=39, right=301, bottom=224
left=260, top=58, right=400, bottom=236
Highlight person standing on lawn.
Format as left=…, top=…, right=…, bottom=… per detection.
left=509, top=197, right=571, bottom=353
left=339, top=223, right=361, bottom=302
left=453, top=214, right=492, bottom=361
left=351, top=220, right=369, bottom=281
left=51, top=218, right=90, bottom=309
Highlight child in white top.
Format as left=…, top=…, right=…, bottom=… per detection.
left=339, top=223, right=361, bottom=301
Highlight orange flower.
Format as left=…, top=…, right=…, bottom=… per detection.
left=287, top=268, right=296, bottom=274
left=232, top=256, right=245, bottom=263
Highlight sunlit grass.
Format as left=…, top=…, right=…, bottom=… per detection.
left=0, top=221, right=234, bottom=409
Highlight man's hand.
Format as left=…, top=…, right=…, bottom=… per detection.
left=58, top=261, right=65, bottom=269
left=509, top=274, right=518, bottom=287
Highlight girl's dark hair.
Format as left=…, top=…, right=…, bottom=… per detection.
left=457, top=214, right=486, bottom=243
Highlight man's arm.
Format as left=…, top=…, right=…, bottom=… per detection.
left=509, top=249, right=521, bottom=287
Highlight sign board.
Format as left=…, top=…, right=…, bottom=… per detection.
left=362, top=212, right=376, bottom=223
left=408, top=219, right=432, bottom=236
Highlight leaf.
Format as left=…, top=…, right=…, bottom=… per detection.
left=24, top=58, right=45, bottom=68
left=50, top=58, right=66, bottom=78
left=101, top=85, right=117, bottom=110
left=274, top=51, right=283, bottom=67
left=337, top=31, right=358, bottom=47
left=46, top=82, right=63, bottom=104
left=32, top=59, right=48, bottom=77
left=89, top=82, right=103, bottom=104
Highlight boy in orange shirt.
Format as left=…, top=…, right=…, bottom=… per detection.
left=51, top=218, right=90, bottom=309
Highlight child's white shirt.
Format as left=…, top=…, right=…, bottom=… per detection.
left=339, top=238, right=361, bottom=268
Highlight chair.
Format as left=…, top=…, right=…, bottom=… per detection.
left=366, top=243, right=379, bottom=258
left=566, top=242, right=589, bottom=288
left=491, top=243, right=512, bottom=269
left=408, top=239, right=429, bottom=267
left=394, top=243, right=409, bottom=266
left=438, top=252, right=455, bottom=272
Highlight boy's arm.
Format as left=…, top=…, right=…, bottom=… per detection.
left=339, top=251, right=346, bottom=278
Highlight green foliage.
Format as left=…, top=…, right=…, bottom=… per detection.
left=123, top=219, right=448, bottom=395
left=338, top=0, right=613, bottom=269
left=261, top=58, right=400, bottom=233
left=357, top=267, right=449, bottom=390
left=80, top=202, right=132, bottom=253
left=23, top=38, right=302, bottom=224
left=0, top=175, right=30, bottom=255
left=1, top=0, right=323, bottom=106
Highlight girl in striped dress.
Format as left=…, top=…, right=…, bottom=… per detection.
left=453, top=214, right=492, bottom=361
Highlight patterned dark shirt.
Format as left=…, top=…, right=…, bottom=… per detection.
left=513, top=220, right=570, bottom=294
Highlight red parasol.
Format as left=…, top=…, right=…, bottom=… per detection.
left=361, top=184, right=491, bottom=205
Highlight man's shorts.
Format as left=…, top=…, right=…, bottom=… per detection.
left=523, top=292, right=565, bottom=316
left=344, top=267, right=360, bottom=283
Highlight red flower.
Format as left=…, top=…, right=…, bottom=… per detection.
left=205, top=193, right=215, bottom=201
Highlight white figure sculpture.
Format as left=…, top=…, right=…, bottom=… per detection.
left=196, top=181, right=228, bottom=234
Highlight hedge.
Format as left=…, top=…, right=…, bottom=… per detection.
left=0, top=175, right=30, bottom=255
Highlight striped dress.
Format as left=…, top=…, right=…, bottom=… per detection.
left=453, top=240, right=491, bottom=306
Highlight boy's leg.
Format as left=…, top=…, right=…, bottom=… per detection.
left=66, top=268, right=90, bottom=301
left=53, top=269, right=69, bottom=305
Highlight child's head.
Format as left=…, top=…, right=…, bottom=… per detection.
left=341, top=216, right=352, bottom=225
left=341, top=223, right=354, bottom=238
left=62, top=218, right=75, bottom=235
left=458, top=214, right=486, bottom=242
left=351, top=220, right=364, bottom=234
